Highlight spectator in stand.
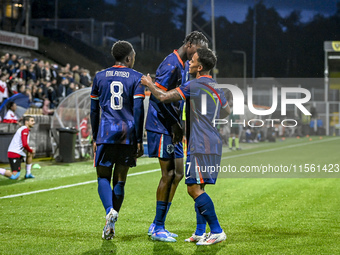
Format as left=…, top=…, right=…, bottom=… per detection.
left=58, top=77, right=69, bottom=99
left=0, top=72, right=9, bottom=105
left=45, top=82, right=57, bottom=108
left=63, top=63, right=71, bottom=73
left=2, top=102, right=18, bottom=124
left=16, top=65, right=28, bottom=82
left=65, top=71, right=74, bottom=83
left=32, top=84, right=44, bottom=108
left=66, top=82, right=76, bottom=96
left=72, top=65, right=81, bottom=84
left=0, top=55, right=7, bottom=69
left=50, top=64, right=59, bottom=81
left=44, top=62, right=52, bottom=81
left=7, top=54, right=19, bottom=72
left=42, top=99, right=54, bottom=115
left=35, top=60, right=45, bottom=80
left=28, top=63, right=37, bottom=82
left=80, top=68, right=91, bottom=87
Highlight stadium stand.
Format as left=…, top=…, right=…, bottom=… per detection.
left=0, top=51, right=93, bottom=159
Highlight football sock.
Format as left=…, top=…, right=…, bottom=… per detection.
left=229, top=137, right=233, bottom=148
left=154, top=201, right=168, bottom=232
left=26, top=164, right=32, bottom=175
left=235, top=137, right=239, bottom=148
left=97, top=177, right=113, bottom=215
left=112, top=181, right=125, bottom=212
left=164, top=202, right=171, bottom=221
left=195, top=193, right=222, bottom=234
left=194, top=202, right=207, bottom=236
left=0, top=168, right=6, bottom=176
left=152, top=201, right=172, bottom=225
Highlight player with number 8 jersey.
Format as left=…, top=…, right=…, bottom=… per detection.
left=90, top=41, right=145, bottom=240
left=90, top=66, right=145, bottom=145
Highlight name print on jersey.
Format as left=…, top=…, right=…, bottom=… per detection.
left=106, top=71, right=130, bottom=78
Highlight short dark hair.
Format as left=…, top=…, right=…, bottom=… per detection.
left=7, top=102, right=15, bottom=110
left=196, top=48, right=217, bottom=72
left=111, top=41, right=134, bottom=62
left=23, top=115, right=34, bottom=123
left=183, top=31, right=209, bottom=47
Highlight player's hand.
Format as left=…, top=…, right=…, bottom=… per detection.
left=171, top=122, right=183, bottom=144
left=141, top=74, right=153, bottom=87
left=92, top=141, right=97, bottom=157
left=136, top=143, right=144, bottom=158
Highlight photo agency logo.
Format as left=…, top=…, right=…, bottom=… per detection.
left=200, top=83, right=312, bottom=128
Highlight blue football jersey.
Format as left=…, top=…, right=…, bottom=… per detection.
left=177, top=76, right=228, bottom=155
left=91, top=65, right=145, bottom=145
left=145, top=50, right=189, bottom=135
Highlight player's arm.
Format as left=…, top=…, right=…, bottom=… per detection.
left=90, top=77, right=100, bottom=153
left=21, top=129, right=34, bottom=153
left=141, top=74, right=182, bottom=103
left=220, top=104, right=231, bottom=119
left=133, top=84, right=145, bottom=158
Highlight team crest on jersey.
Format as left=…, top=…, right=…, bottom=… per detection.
left=167, top=144, right=174, bottom=154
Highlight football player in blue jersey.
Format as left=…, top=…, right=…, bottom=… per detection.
left=142, top=47, right=230, bottom=245
left=145, top=31, right=209, bottom=242
left=90, top=41, right=145, bottom=240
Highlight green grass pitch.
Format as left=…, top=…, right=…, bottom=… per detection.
left=0, top=136, right=339, bottom=254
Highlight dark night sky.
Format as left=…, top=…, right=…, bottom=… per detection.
left=213, top=0, right=338, bottom=22
left=105, top=0, right=339, bottom=23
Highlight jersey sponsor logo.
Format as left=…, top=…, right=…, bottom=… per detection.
left=106, top=70, right=130, bottom=78
left=166, top=144, right=174, bottom=154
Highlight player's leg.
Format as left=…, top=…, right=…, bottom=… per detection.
left=229, top=132, right=234, bottom=150
left=235, top=134, right=240, bottom=150
left=111, top=144, right=137, bottom=213
left=168, top=143, right=184, bottom=202
left=97, top=164, right=117, bottom=240
left=0, top=168, right=16, bottom=179
left=150, top=158, right=177, bottom=241
left=186, top=154, right=226, bottom=245
left=235, top=126, right=241, bottom=150
left=185, top=183, right=207, bottom=242
left=111, top=164, right=129, bottom=213
left=25, top=151, right=34, bottom=179
left=184, top=155, right=206, bottom=242
left=147, top=132, right=177, bottom=241
left=188, top=184, right=226, bottom=245
left=95, top=144, right=117, bottom=240
left=8, top=157, right=22, bottom=179
left=97, top=165, right=114, bottom=215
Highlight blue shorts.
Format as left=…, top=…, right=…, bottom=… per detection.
left=185, top=153, right=221, bottom=185
left=147, top=131, right=183, bottom=159
left=95, top=144, right=136, bottom=168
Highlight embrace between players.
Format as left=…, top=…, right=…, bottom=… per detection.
left=90, top=31, right=231, bottom=245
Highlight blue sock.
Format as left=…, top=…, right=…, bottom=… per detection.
left=112, top=181, right=125, bottom=212
left=97, top=177, right=113, bottom=215
left=194, top=202, right=207, bottom=236
left=153, top=202, right=171, bottom=225
left=164, top=202, right=171, bottom=222
left=154, top=201, right=168, bottom=232
left=195, top=193, right=222, bottom=234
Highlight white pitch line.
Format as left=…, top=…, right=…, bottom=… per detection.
left=0, top=169, right=160, bottom=200
left=1, top=137, right=338, bottom=200
left=222, top=137, right=340, bottom=161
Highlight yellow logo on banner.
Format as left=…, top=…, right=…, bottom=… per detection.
left=332, top=41, right=340, bottom=51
